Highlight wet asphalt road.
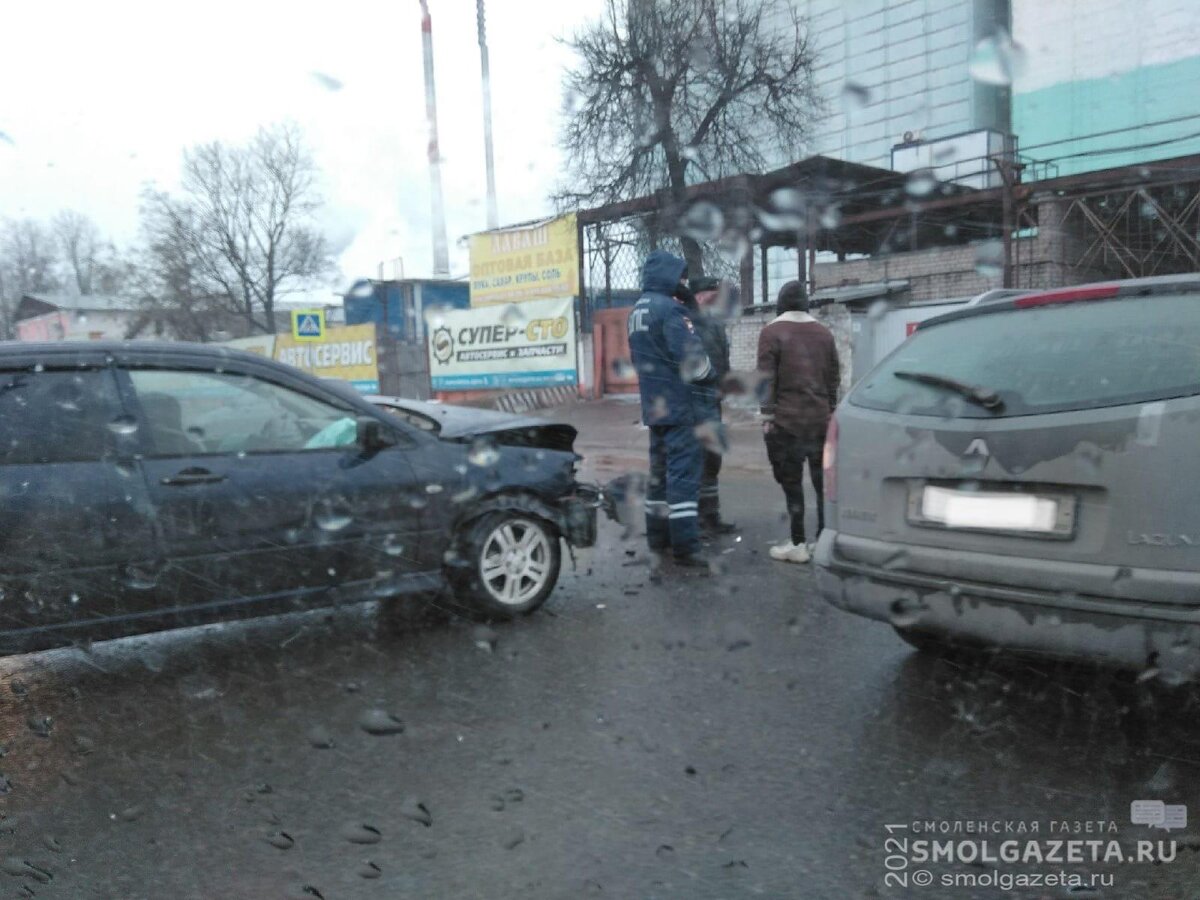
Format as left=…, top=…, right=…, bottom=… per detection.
left=1, top=473, right=1200, bottom=899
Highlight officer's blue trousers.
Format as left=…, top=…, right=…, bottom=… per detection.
left=645, top=424, right=703, bottom=557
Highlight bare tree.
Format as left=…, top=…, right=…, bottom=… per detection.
left=141, top=123, right=333, bottom=334
left=51, top=210, right=105, bottom=295
left=556, top=0, right=821, bottom=272
left=0, top=218, right=61, bottom=338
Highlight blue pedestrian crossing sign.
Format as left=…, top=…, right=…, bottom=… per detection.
left=292, top=309, right=325, bottom=341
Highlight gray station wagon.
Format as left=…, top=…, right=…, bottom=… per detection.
left=815, top=274, right=1200, bottom=680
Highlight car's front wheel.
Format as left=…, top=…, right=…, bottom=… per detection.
left=451, top=512, right=561, bottom=618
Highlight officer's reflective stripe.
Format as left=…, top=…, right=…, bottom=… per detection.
left=668, top=501, right=697, bottom=509
left=669, top=509, right=698, bottom=519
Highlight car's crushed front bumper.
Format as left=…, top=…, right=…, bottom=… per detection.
left=813, top=529, right=1200, bottom=679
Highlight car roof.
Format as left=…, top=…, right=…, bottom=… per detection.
left=916, top=273, right=1200, bottom=331
left=0, top=339, right=267, bottom=366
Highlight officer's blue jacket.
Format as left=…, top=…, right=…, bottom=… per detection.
left=627, top=251, right=715, bottom=426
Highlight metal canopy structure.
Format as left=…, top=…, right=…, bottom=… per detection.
left=577, top=151, right=1200, bottom=317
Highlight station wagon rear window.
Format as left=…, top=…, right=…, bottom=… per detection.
left=851, top=294, right=1200, bottom=418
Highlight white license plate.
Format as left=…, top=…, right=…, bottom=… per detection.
left=920, top=486, right=1060, bottom=533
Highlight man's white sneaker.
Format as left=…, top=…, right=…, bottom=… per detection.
left=769, top=542, right=811, bottom=564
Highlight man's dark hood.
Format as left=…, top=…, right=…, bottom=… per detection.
left=641, top=250, right=687, bottom=295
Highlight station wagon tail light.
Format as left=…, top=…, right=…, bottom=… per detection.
left=823, top=414, right=838, bottom=502
left=1014, top=284, right=1119, bottom=308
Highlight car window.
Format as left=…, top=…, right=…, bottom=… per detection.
left=0, top=368, right=122, bottom=464
left=852, top=294, right=1200, bottom=418
left=129, top=368, right=358, bottom=456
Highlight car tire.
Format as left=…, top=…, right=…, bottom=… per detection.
left=450, top=512, right=562, bottom=619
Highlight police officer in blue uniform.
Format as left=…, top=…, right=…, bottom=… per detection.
left=627, top=250, right=716, bottom=567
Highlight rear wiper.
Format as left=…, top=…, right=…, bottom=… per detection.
left=893, top=370, right=1005, bottom=411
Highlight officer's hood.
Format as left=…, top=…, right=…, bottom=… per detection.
left=641, top=250, right=687, bottom=295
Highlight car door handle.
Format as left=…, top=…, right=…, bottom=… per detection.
left=160, top=467, right=227, bottom=487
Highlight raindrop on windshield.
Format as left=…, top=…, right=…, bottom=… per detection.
left=357, top=861, right=382, bottom=879
left=905, top=169, right=937, bottom=198
left=973, top=240, right=1004, bottom=278
left=678, top=201, right=724, bottom=242
left=841, top=80, right=871, bottom=110
left=611, top=358, right=637, bottom=380
left=693, top=421, right=729, bottom=455
left=314, top=503, right=353, bottom=532
left=679, top=350, right=711, bottom=384
left=968, top=28, right=1028, bottom=86
left=358, top=709, right=406, bottom=736
left=400, top=797, right=433, bottom=827
left=468, top=437, right=501, bottom=468
left=867, top=299, right=890, bottom=320
left=716, top=229, right=750, bottom=264
left=382, top=533, right=405, bottom=557
left=307, top=726, right=335, bottom=749
left=265, top=831, right=295, bottom=850
left=499, top=304, right=525, bottom=328
left=310, top=71, right=344, bottom=91
left=888, top=596, right=927, bottom=628
left=819, top=205, right=842, bottom=229
left=107, top=415, right=138, bottom=435
left=425, top=482, right=444, bottom=494
left=473, top=624, right=499, bottom=652
left=340, top=823, right=382, bottom=845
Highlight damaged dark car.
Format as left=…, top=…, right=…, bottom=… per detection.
left=0, top=342, right=600, bottom=655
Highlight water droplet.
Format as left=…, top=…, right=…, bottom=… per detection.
left=0, top=773, right=12, bottom=794
left=358, top=709, right=405, bottom=736
left=889, top=596, right=927, bottom=628
left=307, top=726, right=335, bottom=749
left=611, top=358, right=637, bottom=380
left=905, top=169, right=937, bottom=198
left=473, top=624, right=498, bottom=652
left=107, top=415, right=138, bottom=435
left=968, top=28, right=1027, bottom=86
left=310, top=71, right=343, bottom=91
left=693, top=421, right=728, bottom=455
left=841, top=80, right=871, bottom=110
left=265, top=831, right=295, bottom=850
left=716, top=229, right=749, bottom=264
left=26, top=716, right=52, bottom=738
left=501, top=829, right=525, bottom=850
left=340, top=823, right=382, bottom=844
left=656, top=844, right=676, bottom=859
left=314, top=502, right=353, bottom=532
left=499, top=304, right=525, bottom=328
left=679, top=349, right=711, bottom=384
left=468, top=437, right=501, bottom=468
left=382, top=534, right=405, bottom=557
left=41, top=836, right=60, bottom=853
left=819, top=205, right=842, bottom=229
left=425, top=483, right=444, bottom=495
left=1, top=858, right=51, bottom=883
left=651, top=396, right=669, bottom=419
left=357, top=860, right=382, bottom=879
left=973, top=240, right=1004, bottom=278
left=400, top=797, right=433, bottom=827
left=867, top=299, right=890, bottom=321
left=678, top=201, right=724, bottom=242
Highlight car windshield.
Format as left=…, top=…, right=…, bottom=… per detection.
left=4, top=1, right=1200, bottom=897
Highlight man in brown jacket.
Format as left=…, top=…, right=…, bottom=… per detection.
left=756, top=280, right=839, bottom=564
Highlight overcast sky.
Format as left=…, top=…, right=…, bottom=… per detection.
left=0, top=0, right=604, bottom=298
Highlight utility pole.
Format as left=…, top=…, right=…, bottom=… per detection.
left=477, top=0, right=499, bottom=230
left=419, top=0, right=451, bottom=276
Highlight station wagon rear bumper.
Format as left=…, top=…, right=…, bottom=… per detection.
left=814, top=529, right=1200, bottom=679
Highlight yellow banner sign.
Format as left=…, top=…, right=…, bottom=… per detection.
left=469, top=213, right=579, bottom=306
left=272, top=323, right=379, bottom=391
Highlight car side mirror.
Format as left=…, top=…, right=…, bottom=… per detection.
left=356, top=416, right=396, bottom=452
